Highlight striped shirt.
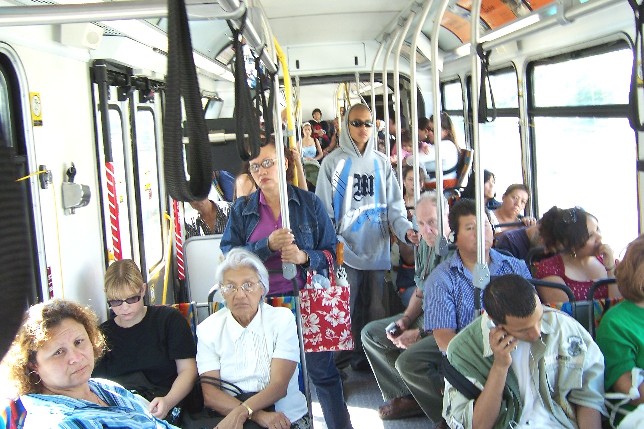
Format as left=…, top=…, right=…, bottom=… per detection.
left=424, top=249, right=532, bottom=332
left=19, top=378, right=178, bottom=429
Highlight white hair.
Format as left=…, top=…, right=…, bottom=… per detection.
left=215, top=248, right=270, bottom=298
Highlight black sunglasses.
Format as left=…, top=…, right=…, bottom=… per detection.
left=108, top=295, right=142, bottom=307
left=349, top=120, right=373, bottom=128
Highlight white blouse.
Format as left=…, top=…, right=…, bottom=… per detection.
left=196, top=302, right=307, bottom=422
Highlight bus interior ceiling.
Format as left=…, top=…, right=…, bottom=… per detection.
left=0, top=0, right=640, bottom=317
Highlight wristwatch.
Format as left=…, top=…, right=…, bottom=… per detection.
left=419, top=329, right=430, bottom=339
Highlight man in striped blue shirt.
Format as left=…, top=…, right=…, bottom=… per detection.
left=407, top=198, right=531, bottom=427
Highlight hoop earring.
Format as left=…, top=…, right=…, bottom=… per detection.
left=28, top=370, right=41, bottom=385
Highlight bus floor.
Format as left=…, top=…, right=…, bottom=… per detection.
left=310, top=367, right=431, bottom=429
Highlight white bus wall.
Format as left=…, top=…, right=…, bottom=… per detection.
left=0, top=29, right=110, bottom=320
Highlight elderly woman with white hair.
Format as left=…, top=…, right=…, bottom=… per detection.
left=195, top=248, right=310, bottom=429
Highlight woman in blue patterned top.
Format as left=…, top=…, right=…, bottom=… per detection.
left=2, top=299, right=179, bottom=428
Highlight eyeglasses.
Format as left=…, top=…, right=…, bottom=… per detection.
left=249, top=158, right=277, bottom=173
left=218, top=281, right=263, bottom=295
left=108, top=295, right=142, bottom=307
left=349, top=120, right=373, bottom=128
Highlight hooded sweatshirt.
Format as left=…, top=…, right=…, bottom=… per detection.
left=315, top=104, right=412, bottom=270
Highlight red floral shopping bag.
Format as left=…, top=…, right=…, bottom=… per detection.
left=300, top=251, right=354, bottom=352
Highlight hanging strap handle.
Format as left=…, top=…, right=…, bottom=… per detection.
left=477, top=45, right=497, bottom=124
left=228, top=16, right=262, bottom=161
left=628, top=0, right=644, bottom=131
left=163, top=0, right=212, bottom=201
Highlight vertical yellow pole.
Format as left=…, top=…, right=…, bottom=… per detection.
left=273, top=37, right=298, bottom=186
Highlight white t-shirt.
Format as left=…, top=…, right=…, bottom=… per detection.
left=407, top=139, right=459, bottom=184
left=511, top=340, right=563, bottom=428
left=196, top=302, right=307, bottom=422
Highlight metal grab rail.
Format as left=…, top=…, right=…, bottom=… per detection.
left=0, top=0, right=245, bottom=26
left=393, top=12, right=415, bottom=188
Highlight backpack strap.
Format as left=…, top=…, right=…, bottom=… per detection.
left=441, top=355, right=482, bottom=401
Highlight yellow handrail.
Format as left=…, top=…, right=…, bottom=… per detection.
left=273, top=37, right=298, bottom=186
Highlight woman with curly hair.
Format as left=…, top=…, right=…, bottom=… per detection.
left=535, top=206, right=620, bottom=302
left=2, top=299, right=179, bottom=428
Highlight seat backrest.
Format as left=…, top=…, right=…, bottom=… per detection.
left=587, top=278, right=621, bottom=338
left=1, top=397, right=26, bottom=429
left=184, top=235, right=224, bottom=322
left=170, top=302, right=199, bottom=343
left=454, top=148, right=473, bottom=188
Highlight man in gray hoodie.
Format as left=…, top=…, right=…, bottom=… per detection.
left=316, top=103, right=419, bottom=369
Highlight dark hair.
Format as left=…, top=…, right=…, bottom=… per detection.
left=461, top=169, right=495, bottom=200
left=429, top=112, right=461, bottom=150
left=417, top=117, right=430, bottom=130
left=400, top=129, right=412, bottom=145
left=448, top=198, right=476, bottom=238
left=401, top=165, right=426, bottom=196
left=484, top=274, right=538, bottom=324
left=502, top=183, right=531, bottom=200
left=538, top=206, right=592, bottom=253
left=312, top=108, right=322, bottom=116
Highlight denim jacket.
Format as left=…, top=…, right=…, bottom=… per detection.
left=443, top=309, right=606, bottom=429
left=221, top=184, right=337, bottom=276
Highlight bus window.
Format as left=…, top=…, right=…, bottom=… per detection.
left=442, top=80, right=466, bottom=148
left=478, top=69, right=522, bottom=193
left=529, top=45, right=636, bottom=254
left=135, top=107, right=163, bottom=271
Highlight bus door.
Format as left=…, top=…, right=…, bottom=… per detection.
left=91, top=60, right=169, bottom=303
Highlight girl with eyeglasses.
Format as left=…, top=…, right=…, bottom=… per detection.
left=93, top=259, right=198, bottom=424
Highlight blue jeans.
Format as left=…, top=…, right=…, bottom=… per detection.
left=305, top=351, right=353, bottom=429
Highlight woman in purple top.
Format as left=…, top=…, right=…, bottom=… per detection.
left=220, top=139, right=353, bottom=429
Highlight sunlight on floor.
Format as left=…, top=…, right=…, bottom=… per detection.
left=312, top=400, right=386, bottom=429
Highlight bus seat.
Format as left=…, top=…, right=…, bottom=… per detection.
left=587, top=278, right=621, bottom=338
left=525, top=246, right=552, bottom=275
left=184, top=235, right=224, bottom=322
left=1, top=397, right=26, bottom=429
left=443, top=148, right=473, bottom=204
left=170, top=302, right=199, bottom=344
left=302, top=160, right=320, bottom=191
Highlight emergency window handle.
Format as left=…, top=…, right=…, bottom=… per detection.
left=66, top=163, right=77, bottom=183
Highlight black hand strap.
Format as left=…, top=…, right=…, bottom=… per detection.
left=228, top=15, right=262, bottom=160
left=163, top=0, right=212, bottom=201
left=477, top=44, right=497, bottom=124
left=628, top=0, right=644, bottom=131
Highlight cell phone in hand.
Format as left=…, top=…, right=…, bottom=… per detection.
left=385, top=321, right=403, bottom=337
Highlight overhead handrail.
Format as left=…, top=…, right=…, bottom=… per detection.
left=393, top=12, right=415, bottom=189
left=470, top=0, right=490, bottom=294
left=382, top=27, right=401, bottom=159
left=0, top=0, right=246, bottom=26
left=409, top=0, right=433, bottom=205
left=220, top=0, right=277, bottom=75
left=370, top=40, right=386, bottom=124
left=429, top=0, right=453, bottom=258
